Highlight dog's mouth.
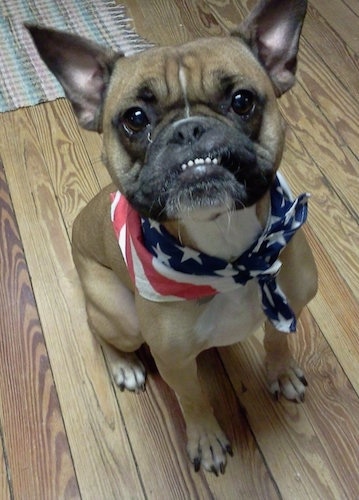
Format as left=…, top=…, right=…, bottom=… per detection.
left=157, top=148, right=261, bottom=219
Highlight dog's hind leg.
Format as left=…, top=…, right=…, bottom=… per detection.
left=74, top=252, right=146, bottom=392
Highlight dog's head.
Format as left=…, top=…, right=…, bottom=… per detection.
left=28, top=0, right=307, bottom=221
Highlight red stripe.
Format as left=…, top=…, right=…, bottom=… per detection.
left=112, top=192, right=217, bottom=300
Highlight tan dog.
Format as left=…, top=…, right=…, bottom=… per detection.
left=28, top=0, right=317, bottom=475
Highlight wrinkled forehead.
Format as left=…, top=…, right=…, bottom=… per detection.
left=107, top=37, right=273, bottom=110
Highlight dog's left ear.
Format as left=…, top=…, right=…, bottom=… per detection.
left=26, top=25, right=121, bottom=131
left=233, top=0, right=307, bottom=96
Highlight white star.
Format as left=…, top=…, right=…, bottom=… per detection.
left=148, top=219, right=163, bottom=232
left=153, top=243, right=172, bottom=266
left=214, top=263, right=237, bottom=277
left=266, top=231, right=287, bottom=248
left=177, top=245, right=203, bottom=264
left=291, top=219, right=302, bottom=230
left=269, top=214, right=283, bottom=226
left=275, top=313, right=295, bottom=332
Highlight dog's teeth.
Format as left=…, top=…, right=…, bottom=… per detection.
left=181, top=157, right=220, bottom=172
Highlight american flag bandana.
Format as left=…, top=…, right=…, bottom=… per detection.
left=110, top=175, right=310, bottom=333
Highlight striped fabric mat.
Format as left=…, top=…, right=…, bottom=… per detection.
left=0, top=0, right=152, bottom=112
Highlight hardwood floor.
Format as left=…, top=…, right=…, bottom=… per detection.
left=0, top=0, right=358, bottom=498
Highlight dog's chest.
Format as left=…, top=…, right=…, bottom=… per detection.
left=195, top=283, right=264, bottom=347
left=182, top=206, right=266, bottom=347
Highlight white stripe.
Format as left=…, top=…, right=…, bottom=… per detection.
left=110, top=190, right=121, bottom=222
left=118, top=225, right=128, bottom=266
left=130, top=240, right=179, bottom=302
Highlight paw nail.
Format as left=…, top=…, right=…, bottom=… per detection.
left=299, top=376, right=308, bottom=387
left=193, top=457, right=201, bottom=472
left=226, top=444, right=233, bottom=457
left=211, top=466, right=219, bottom=477
left=220, top=463, right=225, bottom=474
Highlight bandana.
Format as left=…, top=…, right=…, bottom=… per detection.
left=111, top=175, right=309, bottom=333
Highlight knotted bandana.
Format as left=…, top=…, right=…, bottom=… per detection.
left=111, top=175, right=309, bottom=333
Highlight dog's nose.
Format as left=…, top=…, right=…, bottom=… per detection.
left=171, top=119, right=206, bottom=145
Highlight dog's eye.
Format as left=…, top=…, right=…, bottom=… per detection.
left=122, top=107, right=149, bottom=134
left=231, top=90, right=255, bottom=116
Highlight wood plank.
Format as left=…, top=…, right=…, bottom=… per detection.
left=125, top=0, right=235, bottom=43
left=305, top=224, right=359, bottom=393
left=0, top=159, right=79, bottom=498
left=281, top=128, right=359, bottom=301
left=0, top=112, right=145, bottom=499
left=279, top=54, right=359, bottom=220
left=304, top=4, right=359, bottom=100
left=279, top=133, right=359, bottom=389
left=29, top=101, right=102, bottom=231
left=309, top=0, right=359, bottom=53
left=297, top=37, right=359, bottom=159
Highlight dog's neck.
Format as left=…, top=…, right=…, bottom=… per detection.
left=164, top=194, right=270, bottom=262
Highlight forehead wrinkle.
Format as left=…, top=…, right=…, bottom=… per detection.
left=135, top=76, right=169, bottom=102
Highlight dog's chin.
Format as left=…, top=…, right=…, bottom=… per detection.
left=163, top=169, right=246, bottom=220
left=166, top=196, right=235, bottom=222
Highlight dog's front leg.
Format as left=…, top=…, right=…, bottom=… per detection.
left=137, top=299, right=232, bottom=474
left=155, top=354, right=232, bottom=474
left=264, top=321, right=308, bottom=402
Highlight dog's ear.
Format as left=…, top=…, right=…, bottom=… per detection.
left=233, top=0, right=307, bottom=96
left=26, top=25, right=121, bottom=131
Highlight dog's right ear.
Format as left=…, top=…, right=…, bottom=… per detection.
left=26, top=25, right=121, bottom=132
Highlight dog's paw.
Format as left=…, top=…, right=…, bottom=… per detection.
left=186, top=416, right=233, bottom=475
left=266, top=358, right=308, bottom=403
left=111, top=352, right=146, bottom=393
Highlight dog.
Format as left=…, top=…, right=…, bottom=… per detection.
left=28, top=0, right=317, bottom=475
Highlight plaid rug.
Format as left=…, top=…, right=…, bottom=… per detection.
left=0, top=0, right=152, bottom=112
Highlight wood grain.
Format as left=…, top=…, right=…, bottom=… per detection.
left=310, top=0, right=359, bottom=53
left=0, top=159, right=79, bottom=498
left=304, top=4, right=359, bottom=100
